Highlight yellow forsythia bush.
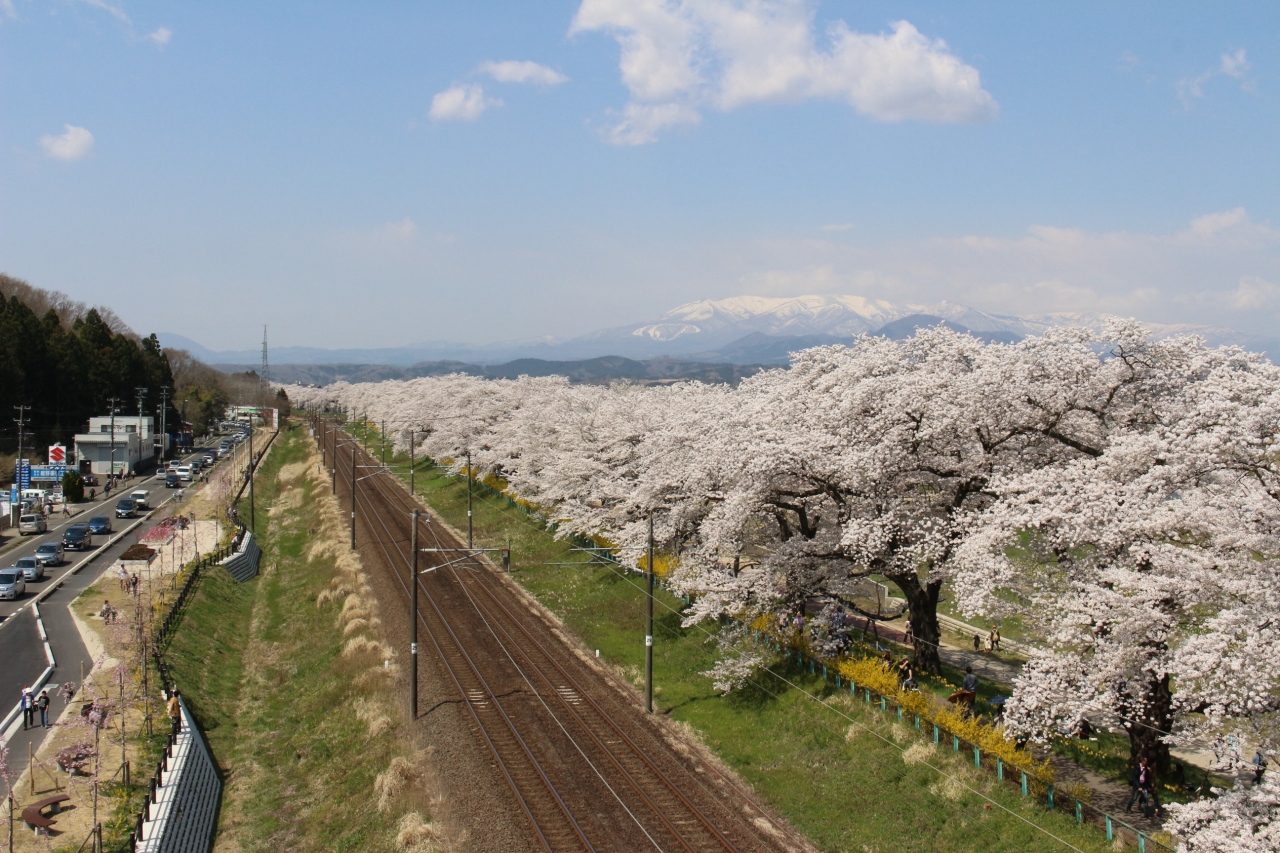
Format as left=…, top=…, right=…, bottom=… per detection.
left=829, top=650, right=1052, bottom=784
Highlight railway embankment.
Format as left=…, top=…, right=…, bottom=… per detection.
left=163, top=422, right=441, bottom=852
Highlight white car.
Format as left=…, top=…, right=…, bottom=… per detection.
left=130, top=490, right=150, bottom=510
left=176, top=465, right=193, bottom=481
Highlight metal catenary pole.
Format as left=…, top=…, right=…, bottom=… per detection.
left=646, top=513, right=654, bottom=714
left=409, top=431, right=415, bottom=496
left=466, top=449, right=473, bottom=549
left=410, top=510, right=419, bottom=718
left=350, top=445, right=357, bottom=550
left=248, top=422, right=255, bottom=533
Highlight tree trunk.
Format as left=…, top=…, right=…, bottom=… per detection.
left=1126, top=673, right=1174, bottom=775
left=890, top=573, right=944, bottom=674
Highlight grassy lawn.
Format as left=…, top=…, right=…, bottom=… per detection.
left=165, top=422, right=434, bottom=852
left=351, top=422, right=1117, bottom=853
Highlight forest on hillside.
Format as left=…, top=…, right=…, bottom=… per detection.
left=0, top=273, right=284, bottom=471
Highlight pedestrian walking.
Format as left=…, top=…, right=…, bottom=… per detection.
left=168, top=688, right=182, bottom=735
left=20, top=686, right=34, bottom=730
left=130, top=573, right=139, bottom=596
left=1253, top=750, right=1268, bottom=784
left=973, top=633, right=981, bottom=652
left=117, top=565, right=128, bottom=591
left=62, top=503, right=71, bottom=517
left=37, top=689, right=50, bottom=728
left=904, top=619, right=913, bottom=646
left=89, top=487, right=96, bottom=500
left=1125, top=757, right=1161, bottom=817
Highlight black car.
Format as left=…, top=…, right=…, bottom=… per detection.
left=115, top=498, right=137, bottom=519
left=63, top=524, right=93, bottom=550
left=165, top=472, right=181, bottom=488
left=87, top=516, right=112, bottom=535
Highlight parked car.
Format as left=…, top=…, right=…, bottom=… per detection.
left=165, top=472, right=181, bottom=488
left=18, top=514, right=47, bottom=536
left=0, top=570, right=24, bottom=600
left=15, top=557, right=44, bottom=581
left=87, top=516, right=113, bottom=535
left=115, top=498, right=137, bottom=519
left=176, top=465, right=193, bottom=482
left=81, top=473, right=100, bottom=487
left=63, top=524, right=93, bottom=551
left=33, top=542, right=64, bottom=567
left=130, top=489, right=149, bottom=510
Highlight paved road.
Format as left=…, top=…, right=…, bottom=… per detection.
left=0, top=440, right=228, bottom=759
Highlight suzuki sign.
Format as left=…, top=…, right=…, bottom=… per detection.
left=48, top=444, right=66, bottom=465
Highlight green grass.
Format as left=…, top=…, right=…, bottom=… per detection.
left=165, top=422, right=428, bottom=852
left=349, top=422, right=1117, bottom=853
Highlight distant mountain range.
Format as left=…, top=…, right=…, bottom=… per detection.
left=160, top=294, right=1278, bottom=386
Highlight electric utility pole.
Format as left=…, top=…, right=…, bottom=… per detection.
left=158, top=386, right=170, bottom=462
left=107, top=398, right=120, bottom=484
left=466, top=450, right=473, bottom=549
left=409, top=431, right=415, bottom=496
left=350, top=445, right=357, bottom=550
left=13, top=405, right=28, bottom=525
left=136, top=387, right=148, bottom=469
left=410, top=510, right=419, bottom=718
left=646, top=514, right=655, bottom=714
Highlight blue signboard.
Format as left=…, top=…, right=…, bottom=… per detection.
left=15, top=459, right=30, bottom=489
left=29, top=465, right=66, bottom=482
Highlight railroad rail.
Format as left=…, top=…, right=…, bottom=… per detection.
left=323, top=422, right=801, bottom=852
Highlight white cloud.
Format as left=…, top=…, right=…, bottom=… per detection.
left=146, top=26, right=172, bottom=46
left=1178, top=49, right=1253, bottom=107
left=78, top=0, right=129, bottom=23
left=604, top=102, right=701, bottom=145
left=478, top=60, right=568, bottom=86
left=39, top=125, right=94, bottom=160
left=570, top=0, right=996, bottom=144
left=721, top=208, right=1280, bottom=334
left=383, top=218, right=417, bottom=240
left=429, top=83, right=502, bottom=122
left=0, top=0, right=16, bottom=21
left=1227, top=276, right=1279, bottom=311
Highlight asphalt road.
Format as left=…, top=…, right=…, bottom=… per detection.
left=0, top=439, right=232, bottom=759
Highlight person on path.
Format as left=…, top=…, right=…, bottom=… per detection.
left=20, top=686, right=34, bottom=730
left=118, top=565, right=128, bottom=591
left=904, top=619, right=913, bottom=646
left=1253, top=750, right=1268, bottom=784
left=36, top=689, right=50, bottom=728
left=973, top=633, right=981, bottom=652
left=992, top=625, right=1002, bottom=651
left=62, top=503, right=71, bottom=517
left=100, top=599, right=113, bottom=622
left=131, top=573, right=139, bottom=596
left=1125, top=758, right=1161, bottom=817
left=168, top=688, right=182, bottom=735
left=960, top=666, right=979, bottom=718
left=89, top=487, right=96, bottom=500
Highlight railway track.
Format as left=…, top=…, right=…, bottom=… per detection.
left=323, top=422, right=802, bottom=853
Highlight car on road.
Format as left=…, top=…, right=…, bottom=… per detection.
left=63, top=524, right=93, bottom=551
left=0, top=570, right=24, bottom=600
left=176, top=465, right=193, bottom=481
left=130, top=489, right=149, bottom=510
left=165, top=472, right=181, bottom=488
left=33, top=542, right=64, bottom=567
left=202, top=453, right=215, bottom=467
left=18, top=514, right=47, bottom=536
left=15, top=557, right=44, bottom=581
left=87, top=516, right=113, bottom=535
left=154, top=467, right=169, bottom=480
left=82, top=473, right=99, bottom=487
left=115, top=498, right=137, bottom=519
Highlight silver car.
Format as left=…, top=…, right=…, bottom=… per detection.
left=14, top=557, right=44, bottom=581
left=34, top=542, right=64, bottom=567
left=0, top=570, right=25, bottom=600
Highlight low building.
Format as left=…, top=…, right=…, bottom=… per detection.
left=73, top=415, right=158, bottom=476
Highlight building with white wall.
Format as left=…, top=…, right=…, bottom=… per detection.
left=73, top=415, right=158, bottom=476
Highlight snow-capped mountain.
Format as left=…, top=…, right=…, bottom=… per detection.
left=582, top=295, right=1272, bottom=357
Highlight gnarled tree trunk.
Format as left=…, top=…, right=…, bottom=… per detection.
left=890, top=572, right=944, bottom=674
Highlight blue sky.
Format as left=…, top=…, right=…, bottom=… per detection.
left=1, top=1, right=1277, bottom=350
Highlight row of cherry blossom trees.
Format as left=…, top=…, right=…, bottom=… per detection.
left=287, top=321, right=1279, bottom=851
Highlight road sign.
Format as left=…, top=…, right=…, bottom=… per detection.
left=48, top=444, right=66, bottom=464
left=15, top=459, right=30, bottom=489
